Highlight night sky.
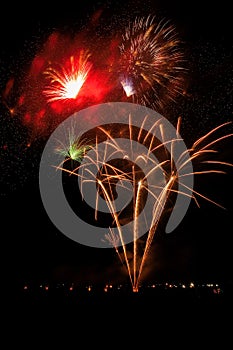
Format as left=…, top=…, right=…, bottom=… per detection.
left=1, top=0, right=233, bottom=288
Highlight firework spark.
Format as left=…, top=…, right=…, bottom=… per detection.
left=43, top=50, right=92, bottom=103
left=120, top=76, right=136, bottom=97
left=118, top=15, right=185, bottom=111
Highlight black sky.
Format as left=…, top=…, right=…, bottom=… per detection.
left=1, top=0, right=233, bottom=286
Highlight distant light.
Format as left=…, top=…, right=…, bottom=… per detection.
left=23, top=285, right=28, bottom=290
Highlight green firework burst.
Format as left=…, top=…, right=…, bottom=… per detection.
left=55, top=127, right=92, bottom=162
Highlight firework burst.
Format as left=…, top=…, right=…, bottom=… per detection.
left=55, top=131, right=92, bottom=163
left=53, top=109, right=232, bottom=292
left=118, top=15, right=186, bottom=111
left=43, top=49, right=92, bottom=103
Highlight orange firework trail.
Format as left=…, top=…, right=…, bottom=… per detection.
left=54, top=115, right=232, bottom=293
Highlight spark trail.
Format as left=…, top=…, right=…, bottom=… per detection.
left=54, top=112, right=232, bottom=292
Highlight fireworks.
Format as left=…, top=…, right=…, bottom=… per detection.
left=118, top=15, right=185, bottom=111
left=55, top=125, right=92, bottom=162
left=120, top=76, right=136, bottom=97
left=43, top=50, right=92, bottom=103
left=51, top=107, right=232, bottom=292
left=1, top=14, right=187, bottom=139
left=1, top=8, right=232, bottom=293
